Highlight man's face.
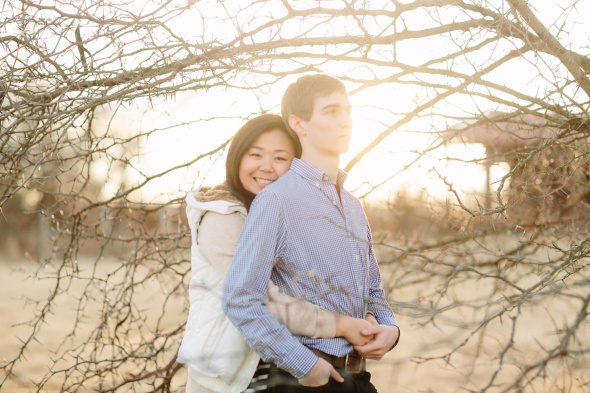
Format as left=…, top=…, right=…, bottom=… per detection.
left=299, top=91, right=353, bottom=157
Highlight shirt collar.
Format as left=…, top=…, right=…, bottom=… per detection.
left=290, top=158, right=348, bottom=187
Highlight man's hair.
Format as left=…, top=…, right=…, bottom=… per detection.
left=281, top=74, right=347, bottom=134
left=226, top=114, right=301, bottom=211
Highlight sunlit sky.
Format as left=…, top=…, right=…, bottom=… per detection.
left=90, top=1, right=587, bottom=206
left=93, top=78, right=506, bottom=206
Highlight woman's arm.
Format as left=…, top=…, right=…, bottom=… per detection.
left=267, top=282, right=373, bottom=345
left=198, top=211, right=371, bottom=345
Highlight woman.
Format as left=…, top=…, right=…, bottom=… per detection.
left=177, top=114, right=372, bottom=393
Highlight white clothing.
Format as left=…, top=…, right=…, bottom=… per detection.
left=178, top=189, right=337, bottom=393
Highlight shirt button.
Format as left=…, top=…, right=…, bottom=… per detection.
left=315, top=182, right=320, bottom=187
left=332, top=200, right=337, bottom=205
left=354, top=255, right=359, bottom=261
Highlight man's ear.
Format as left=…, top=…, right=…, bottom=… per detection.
left=288, top=114, right=306, bottom=136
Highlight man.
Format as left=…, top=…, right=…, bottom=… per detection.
left=222, top=74, right=400, bottom=392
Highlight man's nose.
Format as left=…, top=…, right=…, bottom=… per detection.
left=339, top=109, right=352, bottom=126
left=341, top=112, right=353, bottom=128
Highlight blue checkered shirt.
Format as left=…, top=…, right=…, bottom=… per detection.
left=222, top=158, right=396, bottom=378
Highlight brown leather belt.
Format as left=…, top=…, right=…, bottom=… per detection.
left=310, top=348, right=366, bottom=374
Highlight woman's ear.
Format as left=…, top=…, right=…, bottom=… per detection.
left=288, top=114, right=306, bottom=136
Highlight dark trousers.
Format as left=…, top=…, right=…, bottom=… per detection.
left=244, top=362, right=378, bottom=393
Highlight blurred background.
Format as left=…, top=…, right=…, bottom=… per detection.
left=1, top=1, right=589, bottom=392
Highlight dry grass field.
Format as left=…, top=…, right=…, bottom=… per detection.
left=1, top=255, right=588, bottom=393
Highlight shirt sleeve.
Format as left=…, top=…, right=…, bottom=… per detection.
left=365, top=223, right=398, bottom=327
left=199, top=211, right=338, bottom=340
left=222, top=190, right=318, bottom=378
left=366, top=224, right=401, bottom=349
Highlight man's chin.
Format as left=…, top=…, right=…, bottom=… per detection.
left=337, top=144, right=351, bottom=154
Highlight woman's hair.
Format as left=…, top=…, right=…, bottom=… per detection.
left=226, top=114, right=301, bottom=211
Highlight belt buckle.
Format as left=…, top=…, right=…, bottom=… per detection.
left=344, top=352, right=365, bottom=374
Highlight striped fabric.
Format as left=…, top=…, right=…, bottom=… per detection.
left=223, top=158, right=396, bottom=379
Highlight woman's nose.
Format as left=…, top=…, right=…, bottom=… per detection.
left=259, top=157, right=273, bottom=172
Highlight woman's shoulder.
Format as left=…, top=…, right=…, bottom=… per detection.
left=186, top=184, right=246, bottom=216
left=193, top=183, right=239, bottom=203
left=200, top=209, right=245, bottom=235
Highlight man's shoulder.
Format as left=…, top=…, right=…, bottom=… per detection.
left=342, top=187, right=362, bottom=203
left=263, top=169, right=302, bottom=193
left=250, top=170, right=306, bottom=211
left=342, top=189, right=370, bottom=217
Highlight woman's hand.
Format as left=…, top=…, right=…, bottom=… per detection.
left=334, top=315, right=375, bottom=346
left=365, top=312, right=378, bottom=326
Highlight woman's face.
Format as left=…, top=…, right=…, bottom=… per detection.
left=239, top=129, right=295, bottom=195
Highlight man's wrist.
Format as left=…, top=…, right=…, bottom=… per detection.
left=389, top=325, right=401, bottom=350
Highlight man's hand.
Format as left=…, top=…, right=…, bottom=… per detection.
left=353, top=324, right=399, bottom=360
left=297, top=357, right=343, bottom=387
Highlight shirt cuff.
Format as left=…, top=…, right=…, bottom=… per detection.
left=276, top=345, right=319, bottom=379
left=372, top=309, right=396, bottom=327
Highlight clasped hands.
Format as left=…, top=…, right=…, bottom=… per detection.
left=297, top=313, right=400, bottom=387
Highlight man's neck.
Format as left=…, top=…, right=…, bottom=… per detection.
left=300, top=153, right=340, bottom=184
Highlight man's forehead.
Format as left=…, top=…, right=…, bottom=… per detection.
left=314, top=91, right=350, bottom=108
